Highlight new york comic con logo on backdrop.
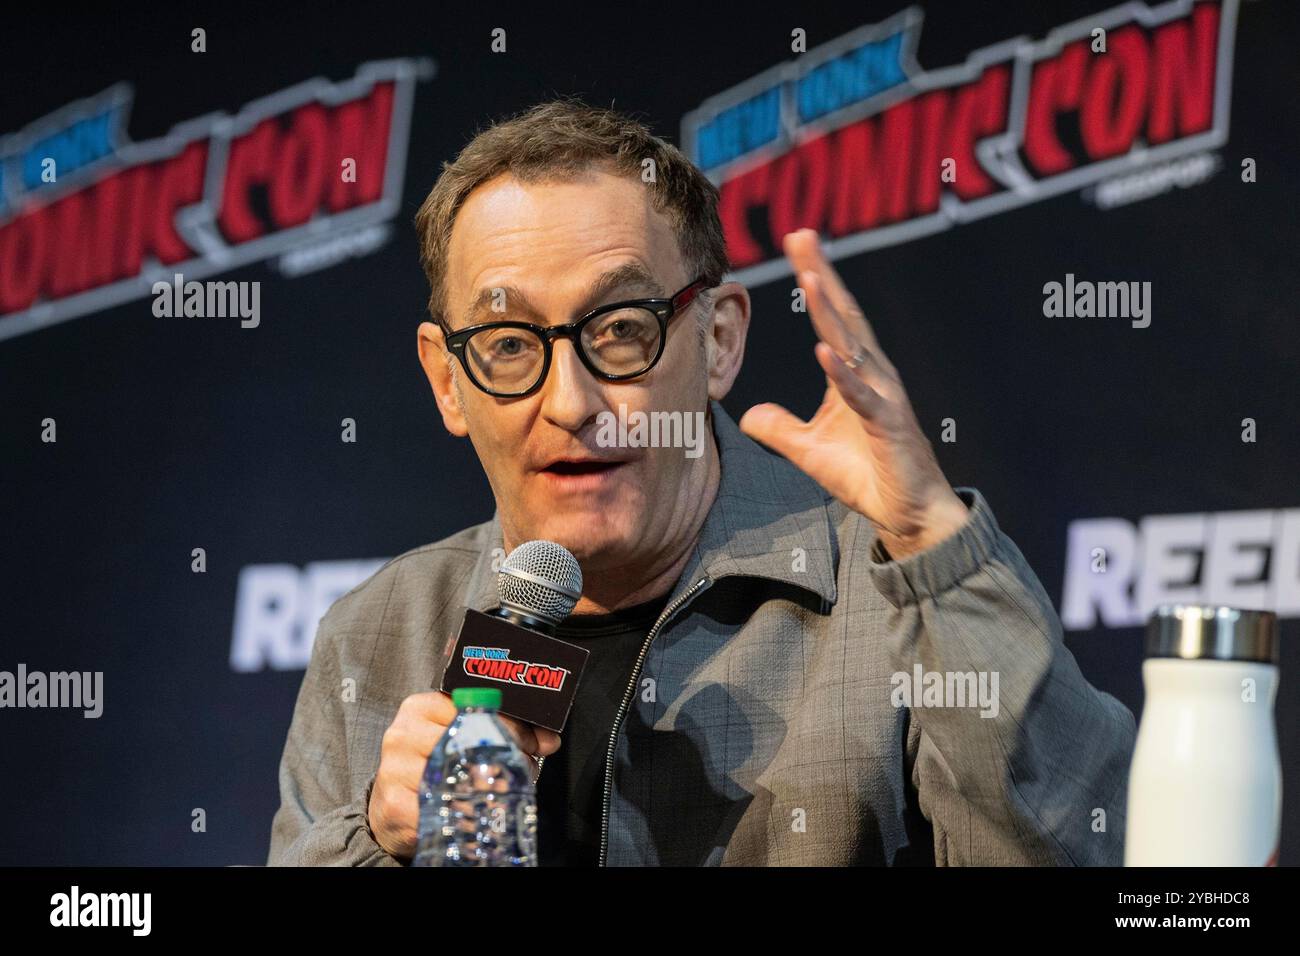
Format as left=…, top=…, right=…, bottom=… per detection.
left=0, top=57, right=433, bottom=342
left=683, top=0, right=1238, bottom=287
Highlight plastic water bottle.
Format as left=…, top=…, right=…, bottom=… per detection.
left=413, top=686, right=537, bottom=867
left=1125, top=605, right=1281, bottom=866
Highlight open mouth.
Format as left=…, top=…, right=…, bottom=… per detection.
left=543, top=460, right=626, bottom=476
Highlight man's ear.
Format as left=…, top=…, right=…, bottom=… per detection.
left=704, top=281, right=751, bottom=402
left=417, top=321, right=469, bottom=437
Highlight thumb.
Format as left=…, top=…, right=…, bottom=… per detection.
left=739, top=402, right=815, bottom=463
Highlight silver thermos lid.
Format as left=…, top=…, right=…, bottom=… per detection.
left=1146, top=605, right=1279, bottom=664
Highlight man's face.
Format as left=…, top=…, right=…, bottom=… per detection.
left=427, top=168, right=714, bottom=569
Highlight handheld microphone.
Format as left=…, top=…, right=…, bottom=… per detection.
left=438, top=540, right=591, bottom=732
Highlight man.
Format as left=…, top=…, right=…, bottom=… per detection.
left=267, top=99, right=1136, bottom=866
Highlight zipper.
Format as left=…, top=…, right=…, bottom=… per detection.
left=598, top=575, right=711, bottom=866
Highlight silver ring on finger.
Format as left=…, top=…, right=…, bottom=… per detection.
left=842, top=343, right=869, bottom=370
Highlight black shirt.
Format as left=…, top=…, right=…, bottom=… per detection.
left=535, top=593, right=670, bottom=866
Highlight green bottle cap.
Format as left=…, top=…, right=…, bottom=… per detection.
left=452, top=687, right=502, bottom=709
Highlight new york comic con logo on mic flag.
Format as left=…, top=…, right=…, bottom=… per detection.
left=683, top=0, right=1239, bottom=287
left=462, top=646, right=572, bottom=692
left=0, top=57, right=434, bottom=342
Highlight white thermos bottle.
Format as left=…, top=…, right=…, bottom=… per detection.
left=1125, top=605, right=1281, bottom=865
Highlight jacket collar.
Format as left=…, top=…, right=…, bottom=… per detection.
left=463, top=399, right=838, bottom=615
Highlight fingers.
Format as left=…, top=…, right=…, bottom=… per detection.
left=784, top=229, right=894, bottom=373
left=373, top=693, right=559, bottom=861
left=398, top=691, right=559, bottom=755
left=739, top=347, right=892, bottom=465
left=534, top=728, right=562, bottom=756
left=814, top=342, right=889, bottom=433
left=798, top=271, right=859, bottom=364
left=802, top=272, right=899, bottom=399
left=785, top=229, right=859, bottom=319
left=499, top=715, right=562, bottom=758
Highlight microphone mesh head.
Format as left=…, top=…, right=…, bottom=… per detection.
left=498, top=540, right=583, bottom=623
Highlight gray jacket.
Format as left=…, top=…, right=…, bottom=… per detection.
left=267, top=400, right=1136, bottom=866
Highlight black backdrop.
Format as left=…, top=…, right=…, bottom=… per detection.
left=2, top=0, right=1296, bottom=865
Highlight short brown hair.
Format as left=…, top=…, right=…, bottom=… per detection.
left=414, top=98, right=729, bottom=328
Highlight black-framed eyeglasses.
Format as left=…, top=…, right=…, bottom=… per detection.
left=440, top=276, right=714, bottom=398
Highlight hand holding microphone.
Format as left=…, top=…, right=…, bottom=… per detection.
left=368, top=690, right=560, bottom=861
left=368, top=540, right=587, bottom=862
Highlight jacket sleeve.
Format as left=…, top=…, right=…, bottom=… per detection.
left=266, top=611, right=404, bottom=867
left=867, top=486, right=1136, bottom=865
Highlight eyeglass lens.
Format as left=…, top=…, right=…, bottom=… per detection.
left=464, top=306, right=662, bottom=393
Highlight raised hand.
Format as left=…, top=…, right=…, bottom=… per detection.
left=739, top=229, right=969, bottom=559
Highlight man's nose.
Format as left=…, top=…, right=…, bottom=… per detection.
left=538, top=338, right=605, bottom=432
